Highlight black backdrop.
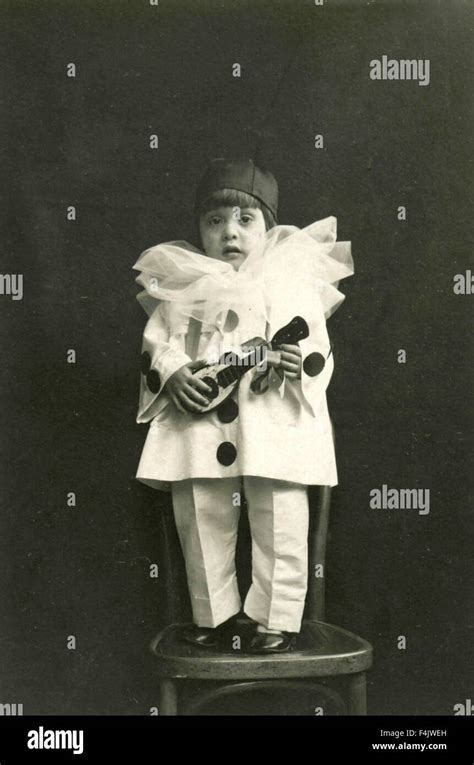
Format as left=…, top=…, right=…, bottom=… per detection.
left=1, top=0, right=473, bottom=715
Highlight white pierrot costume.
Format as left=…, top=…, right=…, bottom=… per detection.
left=133, top=216, right=354, bottom=492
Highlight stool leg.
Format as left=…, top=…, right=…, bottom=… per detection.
left=159, top=679, right=178, bottom=716
left=347, top=672, right=367, bottom=715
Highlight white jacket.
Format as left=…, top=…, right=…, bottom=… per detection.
left=133, top=217, right=353, bottom=492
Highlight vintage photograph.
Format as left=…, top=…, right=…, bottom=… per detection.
left=2, top=0, right=473, bottom=738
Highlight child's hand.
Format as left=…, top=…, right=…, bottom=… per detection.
left=277, top=343, right=302, bottom=380
left=164, top=361, right=213, bottom=413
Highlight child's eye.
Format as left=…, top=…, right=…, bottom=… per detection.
left=240, top=215, right=253, bottom=224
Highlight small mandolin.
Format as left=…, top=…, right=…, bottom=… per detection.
left=191, top=316, right=309, bottom=414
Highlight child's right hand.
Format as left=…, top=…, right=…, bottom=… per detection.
left=164, top=361, right=213, bottom=413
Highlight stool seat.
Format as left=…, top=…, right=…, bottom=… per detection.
left=150, top=617, right=373, bottom=681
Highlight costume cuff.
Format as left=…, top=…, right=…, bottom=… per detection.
left=137, top=345, right=192, bottom=423
left=298, top=336, right=334, bottom=417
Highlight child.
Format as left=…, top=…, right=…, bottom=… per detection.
left=133, top=158, right=353, bottom=653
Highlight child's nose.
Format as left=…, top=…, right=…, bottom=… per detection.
left=222, top=220, right=239, bottom=239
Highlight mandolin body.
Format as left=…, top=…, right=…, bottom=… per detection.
left=190, top=316, right=309, bottom=415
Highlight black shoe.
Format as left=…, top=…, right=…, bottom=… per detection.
left=181, top=625, right=220, bottom=648
left=181, top=616, right=239, bottom=649
left=248, top=630, right=295, bottom=654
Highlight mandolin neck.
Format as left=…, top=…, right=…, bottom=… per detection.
left=215, top=347, right=280, bottom=389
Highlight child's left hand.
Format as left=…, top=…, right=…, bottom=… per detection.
left=277, top=343, right=302, bottom=380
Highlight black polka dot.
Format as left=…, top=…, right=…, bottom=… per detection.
left=224, top=310, right=239, bottom=332
left=303, top=352, right=326, bottom=377
left=217, top=309, right=239, bottom=333
left=216, top=398, right=239, bottom=423
left=216, top=442, right=237, bottom=466
left=146, top=369, right=161, bottom=394
left=140, top=351, right=151, bottom=375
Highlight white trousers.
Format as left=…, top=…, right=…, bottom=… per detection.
left=171, top=476, right=309, bottom=632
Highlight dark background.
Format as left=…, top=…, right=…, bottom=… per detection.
left=1, top=0, right=473, bottom=715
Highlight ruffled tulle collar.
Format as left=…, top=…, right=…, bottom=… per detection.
left=132, top=216, right=354, bottom=324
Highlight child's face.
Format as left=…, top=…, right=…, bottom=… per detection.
left=199, top=205, right=266, bottom=271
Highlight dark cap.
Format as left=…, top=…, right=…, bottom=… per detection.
left=194, top=158, right=278, bottom=220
